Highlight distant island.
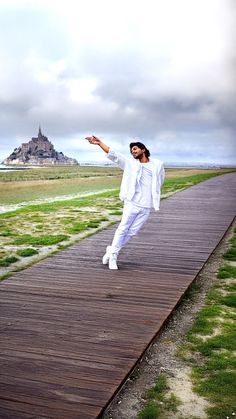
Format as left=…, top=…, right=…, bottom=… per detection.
left=3, top=127, right=79, bottom=166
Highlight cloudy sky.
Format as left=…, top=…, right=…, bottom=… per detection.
left=0, top=0, right=235, bottom=165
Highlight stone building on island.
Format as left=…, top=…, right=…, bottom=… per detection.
left=3, top=127, right=79, bottom=165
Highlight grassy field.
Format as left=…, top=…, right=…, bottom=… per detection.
left=0, top=166, right=122, bottom=205
left=0, top=166, right=235, bottom=280
left=0, top=166, right=233, bottom=206
left=0, top=165, right=121, bottom=181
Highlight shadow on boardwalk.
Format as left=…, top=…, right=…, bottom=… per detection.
left=0, top=173, right=236, bottom=419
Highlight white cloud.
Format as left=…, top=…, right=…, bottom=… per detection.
left=0, top=0, right=235, bottom=165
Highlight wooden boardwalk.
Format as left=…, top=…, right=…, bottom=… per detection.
left=0, top=172, right=236, bottom=419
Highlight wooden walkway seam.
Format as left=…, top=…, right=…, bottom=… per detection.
left=0, top=172, right=235, bottom=418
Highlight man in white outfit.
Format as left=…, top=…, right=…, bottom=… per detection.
left=86, top=135, right=165, bottom=270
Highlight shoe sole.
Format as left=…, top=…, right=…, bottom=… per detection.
left=109, top=262, right=118, bottom=270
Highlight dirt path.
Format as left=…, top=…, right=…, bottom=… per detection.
left=101, top=218, right=235, bottom=419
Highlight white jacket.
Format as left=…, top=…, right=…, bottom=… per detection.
left=107, top=149, right=165, bottom=211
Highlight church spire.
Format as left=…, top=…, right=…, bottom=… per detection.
left=38, top=124, right=43, bottom=138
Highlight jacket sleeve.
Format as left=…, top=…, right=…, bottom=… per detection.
left=107, top=149, right=127, bottom=170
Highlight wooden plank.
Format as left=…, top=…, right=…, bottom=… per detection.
left=0, top=398, right=98, bottom=419
left=0, top=407, right=42, bottom=419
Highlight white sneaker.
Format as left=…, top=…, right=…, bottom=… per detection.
left=102, top=246, right=111, bottom=265
left=109, top=254, right=118, bottom=270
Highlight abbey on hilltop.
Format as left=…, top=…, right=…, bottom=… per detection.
left=3, top=126, right=79, bottom=166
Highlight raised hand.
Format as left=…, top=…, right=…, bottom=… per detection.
left=85, top=135, right=101, bottom=145
left=85, top=135, right=109, bottom=153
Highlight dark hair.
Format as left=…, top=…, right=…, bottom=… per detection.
left=129, top=142, right=150, bottom=158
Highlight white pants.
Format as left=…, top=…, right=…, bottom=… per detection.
left=109, top=201, right=151, bottom=255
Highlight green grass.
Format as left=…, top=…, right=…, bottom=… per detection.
left=198, top=352, right=236, bottom=372
left=0, top=166, right=122, bottom=205
left=66, top=223, right=90, bottom=234
left=0, top=230, right=15, bottom=237
left=189, top=317, right=218, bottom=336
left=138, top=374, right=182, bottom=418
left=193, top=327, right=236, bottom=356
left=0, top=256, right=19, bottom=267
left=145, top=374, right=168, bottom=400
left=164, top=393, right=182, bottom=412
left=66, top=217, right=109, bottom=234
left=0, top=165, right=122, bottom=182
left=177, top=226, right=236, bottom=419
left=138, top=402, right=161, bottom=419
left=110, top=210, right=123, bottom=216
left=16, top=248, right=39, bottom=257
left=223, top=247, right=236, bottom=261
left=206, top=406, right=236, bottom=419
left=220, top=231, right=236, bottom=262
left=13, top=234, right=69, bottom=246
left=219, top=294, right=236, bottom=307
left=0, top=272, right=14, bottom=281
left=161, top=171, right=233, bottom=196
left=0, top=190, right=120, bottom=218
left=217, top=264, right=236, bottom=279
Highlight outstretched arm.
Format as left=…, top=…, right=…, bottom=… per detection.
left=85, top=135, right=109, bottom=154
left=85, top=135, right=127, bottom=169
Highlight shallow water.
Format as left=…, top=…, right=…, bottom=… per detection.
left=0, top=164, right=30, bottom=172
